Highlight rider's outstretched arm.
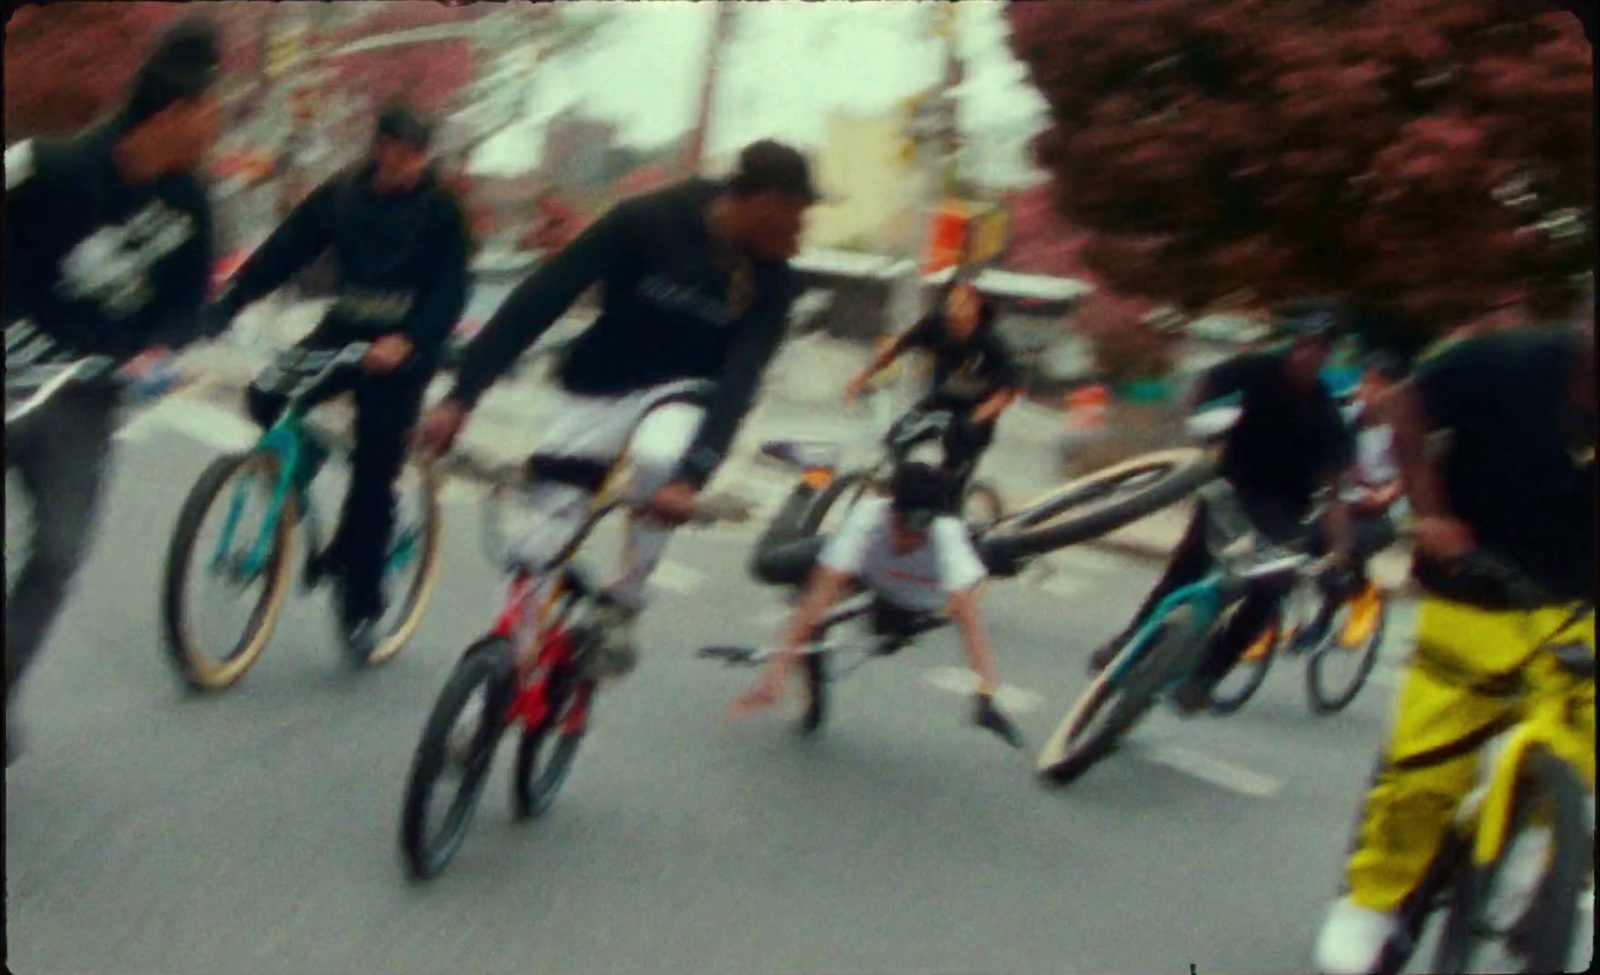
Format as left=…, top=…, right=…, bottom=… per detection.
left=448, top=201, right=644, bottom=410
left=847, top=322, right=924, bottom=393
left=216, top=177, right=341, bottom=314
left=673, top=281, right=794, bottom=490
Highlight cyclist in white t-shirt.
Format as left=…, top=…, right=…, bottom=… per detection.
left=732, top=462, right=1023, bottom=747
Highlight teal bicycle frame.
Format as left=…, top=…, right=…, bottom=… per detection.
left=209, top=344, right=371, bottom=585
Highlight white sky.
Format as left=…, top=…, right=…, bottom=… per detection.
left=471, top=0, right=1046, bottom=176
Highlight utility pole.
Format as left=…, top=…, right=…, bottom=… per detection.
left=886, top=3, right=962, bottom=337
left=684, top=1, right=737, bottom=179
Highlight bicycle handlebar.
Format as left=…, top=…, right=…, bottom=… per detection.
left=5, top=355, right=119, bottom=425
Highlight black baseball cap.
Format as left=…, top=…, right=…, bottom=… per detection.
left=375, top=103, right=434, bottom=151
left=890, top=462, right=950, bottom=532
left=729, top=139, right=822, bottom=203
left=122, top=17, right=222, bottom=126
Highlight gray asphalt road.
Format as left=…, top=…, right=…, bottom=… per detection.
left=6, top=419, right=1583, bottom=975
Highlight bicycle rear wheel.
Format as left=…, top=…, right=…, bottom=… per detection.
left=1037, top=606, right=1206, bottom=786
left=1433, top=748, right=1592, bottom=973
left=161, top=452, right=296, bottom=692
left=1306, top=586, right=1388, bottom=715
left=512, top=665, right=593, bottom=820
left=400, top=637, right=516, bottom=881
left=1206, top=605, right=1279, bottom=716
left=368, top=460, right=444, bottom=666
left=800, top=469, right=881, bottom=536
left=961, top=480, right=1004, bottom=529
left=988, top=449, right=1213, bottom=559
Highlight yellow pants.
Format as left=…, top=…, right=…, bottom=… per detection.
left=1342, top=597, right=1595, bottom=913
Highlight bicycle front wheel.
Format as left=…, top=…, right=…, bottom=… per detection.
left=400, top=637, right=516, bottom=881
left=1433, top=748, right=1592, bottom=973
left=1037, top=606, right=1206, bottom=786
left=367, top=460, right=444, bottom=667
left=161, top=452, right=296, bottom=692
left=988, top=449, right=1213, bottom=559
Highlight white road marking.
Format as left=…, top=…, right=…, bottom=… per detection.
left=1044, top=546, right=1138, bottom=577
left=118, top=398, right=259, bottom=451
left=919, top=666, right=1044, bottom=714
left=1139, top=743, right=1284, bottom=798
left=649, top=560, right=709, bottom=595
left=439, top=479, right=487, bottom=508
left=1039, top=574, right=1090, bottom=599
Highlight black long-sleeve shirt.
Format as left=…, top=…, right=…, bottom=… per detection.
left=451, top=179, right=799, bottom=489
left=3, top=122, right=213, bottom=360
left=221, top=164, right=469, bottom=365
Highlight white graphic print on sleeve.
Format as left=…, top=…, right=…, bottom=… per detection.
left=55, top=200, right=195, bottom=320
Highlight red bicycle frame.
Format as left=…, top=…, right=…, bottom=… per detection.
left=492, top=571, right=593, bottom=736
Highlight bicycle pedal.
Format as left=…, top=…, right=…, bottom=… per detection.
left=698, top=645, right=757, bottom=666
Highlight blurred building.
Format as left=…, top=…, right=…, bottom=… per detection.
left=803, top=107, right=920, bottom=253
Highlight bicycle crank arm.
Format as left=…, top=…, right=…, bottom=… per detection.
left=698, top=646, right=767, bottom=667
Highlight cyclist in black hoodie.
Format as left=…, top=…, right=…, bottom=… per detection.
left=416, top=140, right=818, bottom=681
left=5, top=18, right=224, bottom=764
left=206, top=104, right=471, bottom=662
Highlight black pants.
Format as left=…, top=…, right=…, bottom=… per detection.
left=908, top=399, right=995, bottom=504
left=1113, top=495, right=1301, bottom=685
left=246, top=348, right=428, bottom=624
left=6, top=384, right=118, bottom=709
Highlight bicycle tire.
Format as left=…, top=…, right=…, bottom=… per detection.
left=800, top=469, right=881, bottom=536
left=161, top=452, right=296, bottom=692
left=1037, top=606, right=1206, bottom=786
left=368, top=462, right=444, bottom=667
left=400, top=637, right=516, bottom=881
left=962, top=480, right=1005, bottom=528
left=1306, top=592, right=1388, bottom=715
left=1433, top=747, right=1591, bottom=973
left=1206, top=607, right=1278, bottom=716
left=512, top=666, right=591, bottom=820
left=989, top=449, right=1214, bottom=559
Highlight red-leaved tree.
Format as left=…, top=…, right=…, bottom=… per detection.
left=1006, top=0, right=1593, bottom=344
left=3, top=1, right=272, bottom=142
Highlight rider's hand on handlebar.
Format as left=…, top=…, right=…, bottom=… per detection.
left=363, top=334, right=414, bottom=375
left=414, top=399, right=467, bottom=461
left=649, top=480, right=699, bottom=526
left=843, top=375, right=867, bottom=403
left=1414, top=516, right=1475, bottom=562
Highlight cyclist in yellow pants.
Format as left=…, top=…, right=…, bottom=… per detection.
left=1314, top=323, right=1596, bottom=975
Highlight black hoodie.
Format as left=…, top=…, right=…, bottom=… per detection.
left=451, top=179, right=799, bottom=489
left=220, top=163, right=469, bottom=367
left=3, top=120, right=214, bottom=361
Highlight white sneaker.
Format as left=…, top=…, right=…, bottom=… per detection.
left=1313, top=897, right=1400, bottom=975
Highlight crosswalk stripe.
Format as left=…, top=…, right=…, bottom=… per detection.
left=650, top=560, right=709, bottom=595
left=1139, top=743, right=1284, bottom=798
left=919, top=666, right=1044, bottom=713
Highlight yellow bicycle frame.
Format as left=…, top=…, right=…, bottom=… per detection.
left=1469, top=615, right=1596, bottom=868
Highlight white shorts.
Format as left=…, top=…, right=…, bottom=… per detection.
left=530, top=384, right=707, bottom=502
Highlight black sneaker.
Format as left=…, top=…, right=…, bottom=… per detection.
left=973, top=693, right=1024, bottom=749
left=799, top=651, right=828, bottom=736
left=582, top=600, right=640, bottom=681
